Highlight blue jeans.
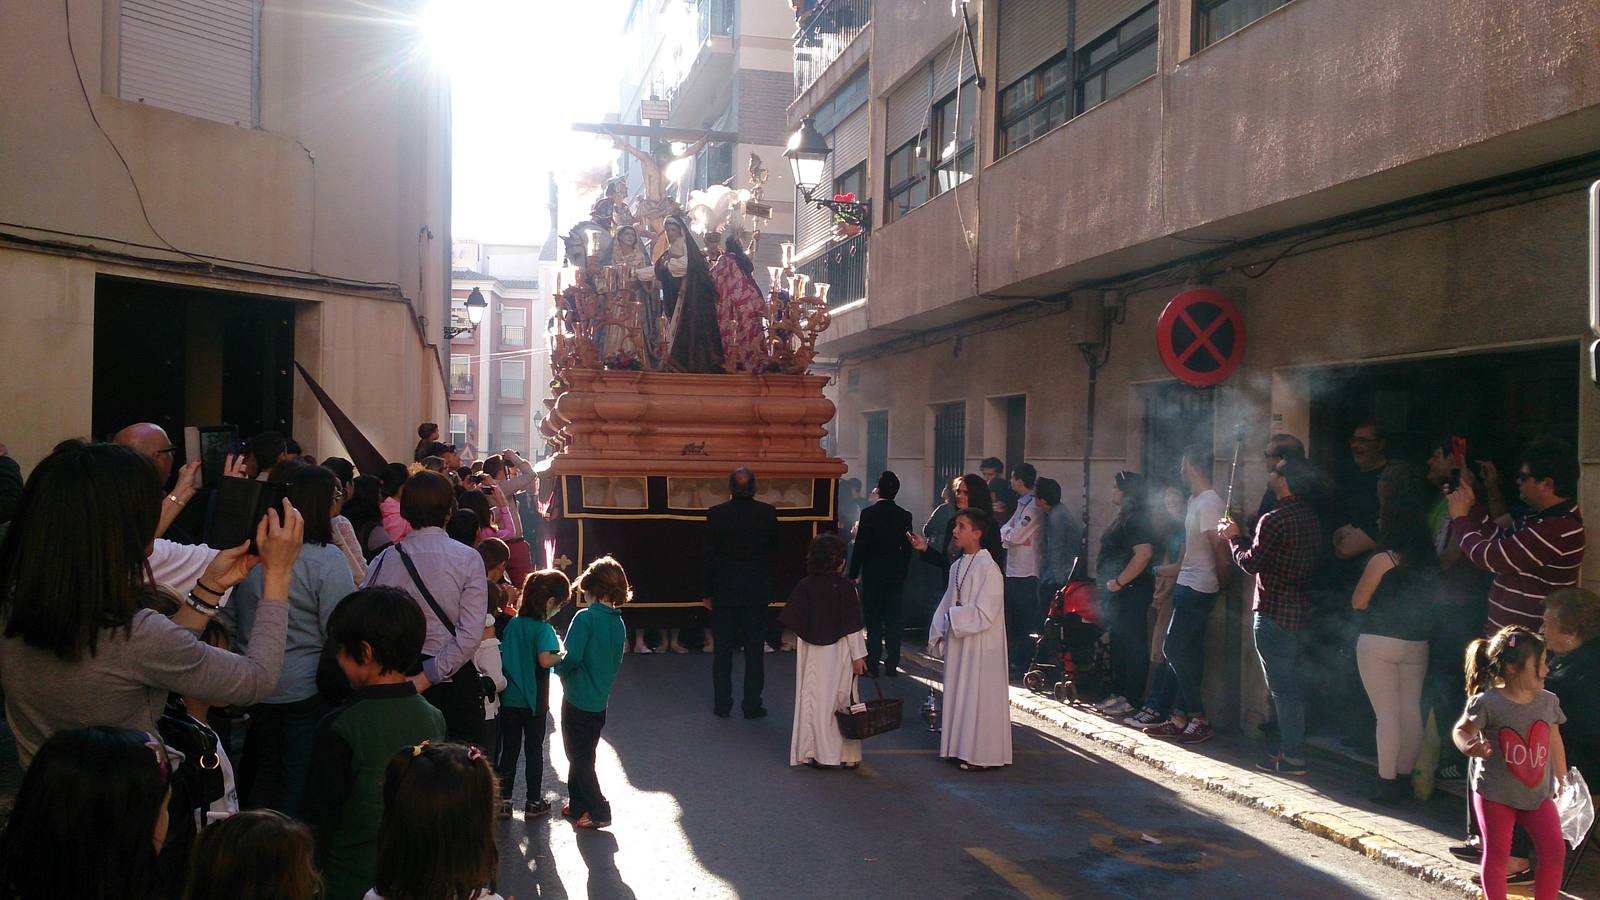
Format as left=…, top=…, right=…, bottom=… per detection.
left=1254, top=611, right=1307, bottom=764
left=1144, top=585, right=1216, bottom=717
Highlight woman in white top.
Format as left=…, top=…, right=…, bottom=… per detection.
left=928, top=508, right=1013, bottom=770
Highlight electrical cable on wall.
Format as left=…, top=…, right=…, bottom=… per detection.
left=61, top=0, right=210, bottom=268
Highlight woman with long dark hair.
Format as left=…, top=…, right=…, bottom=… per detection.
left=0, top=443, right=303, bottom=768
left=909, top=473, right=1003, bottom=571
left=228, top=462, right=357, bottom=816
left=654, top=215, right=726, bottom=374
left=1096, top=471, right=1155, bottom=720
left=0, top=726, right=173, bottom=899
left=1352, top=494, right=1440, bottom=806
left=710, top=233, right=768, bottom=372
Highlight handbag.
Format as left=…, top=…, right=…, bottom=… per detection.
left=835, top=676, right=903, bottom=740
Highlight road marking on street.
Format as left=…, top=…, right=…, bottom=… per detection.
left=1076, top=807, right=1259, bottom=872
left=965, top=847, right=1064, bottom=899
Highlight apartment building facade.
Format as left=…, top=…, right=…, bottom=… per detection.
left=792, top=0, right=1600, bottom=728
left=0, top=0, right=452, bottom=471
left=448, top=238, right=554, bottom=462
left=613, top=0, right=800, bottom=284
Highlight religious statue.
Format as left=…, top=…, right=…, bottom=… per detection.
left=609, top=132, right=709, bottom=244
left=654, top=215, right=726, bottom=374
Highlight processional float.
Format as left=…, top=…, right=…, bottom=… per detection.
left=537, top=130, right=845, bottom=627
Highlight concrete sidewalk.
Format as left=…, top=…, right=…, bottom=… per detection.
left=902, top=647, right=1597, bottom=899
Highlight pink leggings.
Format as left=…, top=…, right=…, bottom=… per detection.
left=1473, top=793, right=1565, bottom=900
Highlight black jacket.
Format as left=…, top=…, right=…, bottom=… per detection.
left=1549, top=638, right=1600, bottom=779
left=848, top=499, right=912, bottom=586
left=704, top=496, right=780, bottom=606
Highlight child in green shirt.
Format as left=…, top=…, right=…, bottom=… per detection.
left=497, top=570, right=569, bottom=818
left=556, top=556, right=630, bottom=829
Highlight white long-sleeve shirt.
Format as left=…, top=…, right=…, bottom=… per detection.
left=999, top=493, right=1042, bottom=578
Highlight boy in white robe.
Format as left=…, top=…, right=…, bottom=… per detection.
left=929, top=509, right=1013, bottom=769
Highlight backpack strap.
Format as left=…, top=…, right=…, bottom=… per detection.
left=395, top=545, right=456, bottom=637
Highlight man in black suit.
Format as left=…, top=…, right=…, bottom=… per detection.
left=849, top=471, right=913, bottom=677
left=703, top=467, right=780, bottom=718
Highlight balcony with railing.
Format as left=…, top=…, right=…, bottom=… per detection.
left=796, top=231, right=867, bottom=309
left=793, top=0, right=870, bottom=97
left=663, top=0, right=737, bottom=127
left=449, top=374, right=474, bottom=395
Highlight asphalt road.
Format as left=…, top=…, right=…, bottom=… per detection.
left=494, top=650, right=1453, bottom=899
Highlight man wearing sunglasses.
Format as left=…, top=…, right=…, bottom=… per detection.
left=1447, top=437, right=1584, bottom=636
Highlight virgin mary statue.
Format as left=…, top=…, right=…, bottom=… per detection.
left=654, top=215, right=726, bottom=374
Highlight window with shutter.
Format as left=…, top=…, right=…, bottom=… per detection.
left=119, top=0, right=259, bottom=127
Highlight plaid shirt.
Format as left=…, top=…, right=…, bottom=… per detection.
left=1232, top=495, right=1320, bottom=631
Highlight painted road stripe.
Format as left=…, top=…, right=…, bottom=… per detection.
left=965, top=848, right=1064, bottom=900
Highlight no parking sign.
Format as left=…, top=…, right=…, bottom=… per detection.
left=1156, top=288, right=1246, bottom=387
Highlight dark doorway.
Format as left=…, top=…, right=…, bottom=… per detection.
left=1307, top=345, right=1577, bottom=490
left=864, top=410, right=888, bottom=485
left=93, top=276, right=295, bottom=446
left=1003, top=395, right=1027, bottom=471
left=1142, top=382, right=1215, bottom=489
left=932, top=401, right=966, bottom=506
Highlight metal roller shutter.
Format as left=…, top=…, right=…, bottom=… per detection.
left=997, top=0, right=1069, bottom=87
left=930, top=38, right=966, bottom=101
left=831, top=106, right=869, bottom=172
left=884, top=69, right=930, bottom=153
left=119, top=0, right=259, bottom=127
left=795, top=153, right=834, bottom=253
left=1075, top=0, right=1149, bottom=48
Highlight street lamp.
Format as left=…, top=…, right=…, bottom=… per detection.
left=784, top=115, right=869, bottom=226
left=446, top=286, right=488, bottom=340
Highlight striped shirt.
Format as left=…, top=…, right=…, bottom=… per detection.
left=1453, top=500, right=1584, bottom=634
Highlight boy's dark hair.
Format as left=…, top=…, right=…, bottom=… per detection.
left=481, top=456, right=506, bottom=479
left=248, top=431, right=287, bottom=475
left=876, top=470, right=900, bottom=500
left=806, top=533, right=848, bottom=575
left=374, top=742, right=497, bottom=900
left=284, top=438, right=303, bottom=457
left=401, top=471, right=456, bottom=529
left=0, top=726, right=167, bottom=900
left=1009, top=462, right=1037, bottom=489
left=182, top=809, right=320, bottom=900
left=417, top=422, right=439, bottom=440
left=1035, top=477, right=1062, bottom=507
left=1521, top=437, right=1578, bottom=499
left=327, top=587, right=426, bottom=674
left=519, top=570, right=571, bottom=620
left=980, top=456, right=1004, bottom=474
left=953, top=506, right=994, bottom=540
left=477, top=538, right=509, bottom=571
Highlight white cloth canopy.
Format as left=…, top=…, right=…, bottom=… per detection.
left=790, top=630, right=868, bottom=767
left=929, top=549, right=1013, bottom=768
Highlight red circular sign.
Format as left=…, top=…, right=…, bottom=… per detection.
left=1156, top=288, right=1246, bottom=387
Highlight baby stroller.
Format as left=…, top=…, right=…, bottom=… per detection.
left=1023, top=580, right=1111, bottom=703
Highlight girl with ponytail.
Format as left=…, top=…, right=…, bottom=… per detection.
left=1452, top=625, right=1568, bottom=900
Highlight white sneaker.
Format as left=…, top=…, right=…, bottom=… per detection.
left=1103, top=699, right=1135, bottom=717
left=1094, top=695, right=1127, bottom=712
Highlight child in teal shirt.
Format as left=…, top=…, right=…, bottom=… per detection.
left=497, top=570, right=569, bottom=817
left=556, top=556, right=630, bottom=828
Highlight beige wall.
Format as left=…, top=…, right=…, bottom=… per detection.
left=832, top=188, right=1598, bottom=727
left=0, top=0, right=450, bottom=472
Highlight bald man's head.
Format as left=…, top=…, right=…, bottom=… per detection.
left=113, top=423, right=176, bottom=483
